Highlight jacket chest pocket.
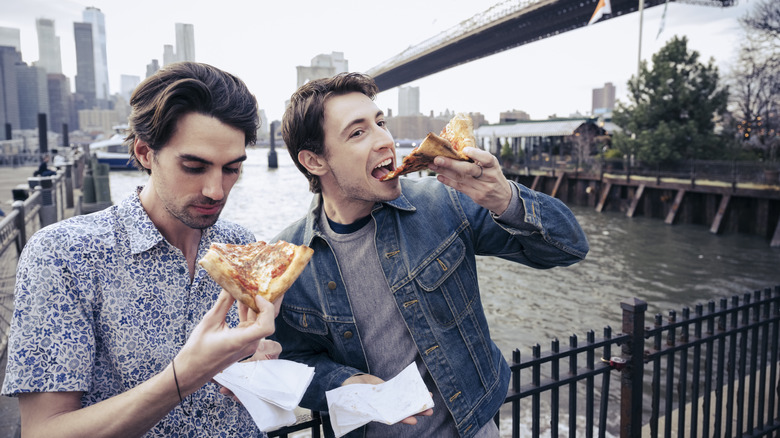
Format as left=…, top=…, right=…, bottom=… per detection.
left=414, top=238, right=476, bottom=326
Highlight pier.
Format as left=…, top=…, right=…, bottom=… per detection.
left=503, top=166, right=780, bottom=247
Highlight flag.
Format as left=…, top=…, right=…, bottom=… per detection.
left=588, top=0, right=612, bottom=25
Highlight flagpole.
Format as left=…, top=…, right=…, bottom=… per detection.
left=637, top=0, right=644, bottom=75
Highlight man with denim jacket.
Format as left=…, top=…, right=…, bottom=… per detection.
left=272, top=73, right=589, bottom=437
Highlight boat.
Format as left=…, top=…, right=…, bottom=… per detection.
left=89, top=126, right=135, bottom=170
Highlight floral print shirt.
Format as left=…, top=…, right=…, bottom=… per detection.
left=2, top=189, right=265, bottom=437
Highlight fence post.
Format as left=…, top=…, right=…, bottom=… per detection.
left=620, top=298, right=647, bottom=438
left=12, top=200, right=26, bottom=254
left=28, top=177, right=57, bottom=227
left=64, top=163, right=74, bottom=208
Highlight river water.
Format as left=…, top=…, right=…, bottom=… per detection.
left=110, top=147, right=780, bottom=359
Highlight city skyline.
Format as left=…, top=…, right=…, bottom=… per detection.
left=1, top=0, right=753, bottom=125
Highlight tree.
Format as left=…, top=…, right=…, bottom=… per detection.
left=728, top=0, right=780, bottom=163
left=612, top=36, right=729, bottom=166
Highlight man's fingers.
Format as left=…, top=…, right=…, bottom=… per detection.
left=206, top=290, right=235, bottom=322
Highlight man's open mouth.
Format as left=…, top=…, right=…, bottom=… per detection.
left=372, top=158, right=394, bottom=180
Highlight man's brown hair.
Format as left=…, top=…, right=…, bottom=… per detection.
left=126, top=62, right=259, bottom=174
left=281, top=72, right=378, bottom=193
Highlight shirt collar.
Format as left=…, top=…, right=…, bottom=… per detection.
left=120, top=187, right=167, bottom=255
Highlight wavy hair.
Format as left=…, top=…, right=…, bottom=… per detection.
left=126, top=62, right=258, bottom=174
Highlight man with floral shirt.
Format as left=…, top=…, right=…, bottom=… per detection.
left=2, top=62, right=277, bottom=437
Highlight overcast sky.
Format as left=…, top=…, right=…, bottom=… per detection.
left=0, top=0, right=754, bottom=125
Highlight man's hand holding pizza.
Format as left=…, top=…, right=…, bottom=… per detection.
left=381, top=113, right=513, bottom=215
left=427, top=146, right=513, bottom=216
left=174, top=290, right=278, bottom=401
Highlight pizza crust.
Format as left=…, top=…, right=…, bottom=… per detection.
left=263, top=244, right=314, bottom=303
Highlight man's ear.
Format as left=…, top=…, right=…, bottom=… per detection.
left=298, top=150, right=328, bottom=176
left=133, top=139, right=153, bottom=170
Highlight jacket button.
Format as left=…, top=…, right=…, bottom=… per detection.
left=328, top=281, right=337, bottom=290
left=344, top=331, right=353, bottom=339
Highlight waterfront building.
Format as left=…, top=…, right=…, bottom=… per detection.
left=73, top=22, right=96, bottom=111
left=475, top=117, right=619, bottom=159
left=296, top=52, right=348, bottom=87
left=83, top=7, right=109, bottom=107
left=35, top=18, right=63, bottom=74
left=176, top=23, right=196, bottom=62
left=398, top=86, right=420, bottom=116
left=15, top=63, right=49, bottom=130
left=0, top=45, right=22, bottom=132
left=592, top=82, right=616, bottom=116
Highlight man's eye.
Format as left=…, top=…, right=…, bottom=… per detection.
left=183, top=166, right=205, bottom=174
left=224, top=166, right=241, bottom=175
left=350, top=129, right=364, bottom=138
left=377, top=120, right=386, bottom=127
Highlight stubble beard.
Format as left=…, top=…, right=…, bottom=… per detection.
left=164, top=199, right=222, bottom=230
left=332, top=171, right=399, bottom=205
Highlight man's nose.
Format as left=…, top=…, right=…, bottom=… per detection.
left=202, top=171, right=225, bottom=200
left=375, top=126, right=394, bottom=150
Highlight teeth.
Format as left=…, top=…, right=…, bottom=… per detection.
left=375, top=158, right=391, bottom=169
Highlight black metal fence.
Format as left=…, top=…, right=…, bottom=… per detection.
left=270, top=287, right=780, bottom=438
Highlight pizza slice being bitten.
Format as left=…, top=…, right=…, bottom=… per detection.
left=381, top=113, right=476, bottom=181
left=198, top=240, right=314, bottom=313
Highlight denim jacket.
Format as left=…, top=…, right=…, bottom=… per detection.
left=272, top=177, right=588, bottom=438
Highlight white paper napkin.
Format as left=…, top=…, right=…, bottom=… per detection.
left=213, top=359, right=315, bottom=431
left=325, top=363, right=435, bottom=437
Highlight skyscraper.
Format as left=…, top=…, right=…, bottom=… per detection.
left=73, top=22, right=96, bottom=110
left=83, top=7, right=109, bottom=105
left=120, top=74, right=140, bottom=103
left=16, top=63, right=49, bottom=130
left=0, top=27, right=21, bottom=52
left=162, top=44, right=177, bottom=67
left=47, top=73, right=72, bottom=134
left=592, top=82, right=616, bottom=115
left=175, top=23, right=195, bottom=62
left=35, top=18, right=63, bottom=74
left=146, top=59, right=160, bottom=78
left=0, top=45, right=22, bottom=131
left=398, top=86, right=420, bottom=116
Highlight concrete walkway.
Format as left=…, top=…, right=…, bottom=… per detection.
left=0, top=166, right=38, bottom=215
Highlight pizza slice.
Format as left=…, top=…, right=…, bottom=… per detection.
left=381, top=113, right=476, bottom=181
left=199, top=240, right=314, bottom=312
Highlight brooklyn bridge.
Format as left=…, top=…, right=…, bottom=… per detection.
left=365, top=0, right=736, bottom=91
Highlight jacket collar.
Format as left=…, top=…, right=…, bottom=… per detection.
left=301, top=181, right=418, bottom=245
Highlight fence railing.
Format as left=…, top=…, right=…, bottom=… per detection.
left=508, top=156, right=779, bottom=187
left=0, top=163, right=78, bottom=355
left=269, top=287, right=780, bottom=438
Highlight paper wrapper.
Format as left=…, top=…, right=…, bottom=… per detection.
left=325, top=363, right=435, bottom=437
left=213, top=359, right=315, bottom=432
